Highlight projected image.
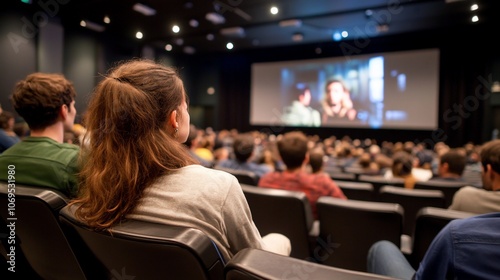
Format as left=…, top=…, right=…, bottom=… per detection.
left=250, top=48, right=439, bottom=130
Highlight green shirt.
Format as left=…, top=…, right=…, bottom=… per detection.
left=0, top=137, right=80, bottom=198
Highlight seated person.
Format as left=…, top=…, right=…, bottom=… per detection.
left=0, top=111, right=21, bottom=153
left=367, top=211, right=500, bottom=279
left=184, top=124, right=213, bottom=168
left=431, top=148, right=466, bottom=181
left=281, top=86, right=321, bottom=127
left=215, top=132, right=272, bottom=179
left=321, top=79, right=357, bottom=122
left=448, top=139, right=500, bottom=214
left=384, top=151, right=432, bottom=188
left=0, top=73, right=80, bottom=198
left=258, top=131, right=347, bottom=219
left=71, top=59, right=290, bottom=262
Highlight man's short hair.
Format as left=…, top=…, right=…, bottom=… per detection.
left=233, top=133, right=255, bottom=163
left=480, top=139, right=500, bottom=174
left=309, top=149, right=325, bottom=173
left=440, top=149, right=466, bottom=176
left=277, top=131, right=308, bottom=169
left=12, top=73, right=76, bottom=130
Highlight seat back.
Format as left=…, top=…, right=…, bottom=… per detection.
left=409, top=207, right=474, bottom=268
left=414, top=180, right=468, bottom=207
left=316, top=197, right=404, bottom=272
left=358, top=175, right=405, bottom=198
left=0, top=183, right=87, bottom=280
left=378, top=185, right=446, bottom=236
left=225, top=248, right=397, bottom=280
left=214, top=166, right=260, bottom=186
left=336, top=180, right=375, bottom=201
left=328, top=172, right=357, bottom=182
left=241, top=185, right=314, bottom=260
left=59, top=204, right=225, bottom=280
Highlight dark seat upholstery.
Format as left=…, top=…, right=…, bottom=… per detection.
left=328, top=172, right=357, bottom=182
left=414, top=180, right=468, bottom=207
left=335, top=180, right=375, bottom=201
left=225, top=248, right=398, bottom=280
left=378, top=185, right=446, bottom=236
left=316, top=197, right=404, bottom=272
left=59, top=204, right=226, bottom=280
left=407, top=206, right=475, bottom=268
left=358, top=175, right=405, bottom=198
left=241, top=184, right=316, bottom=260
left=0, top=183, right=87, bottom=280
left=214, top=166, right=260, bottom=186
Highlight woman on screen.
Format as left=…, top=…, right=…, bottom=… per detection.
left=321, top=79, right=357, bottom=122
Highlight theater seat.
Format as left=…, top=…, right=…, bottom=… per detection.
left=414, top=180, right=468, bottom=207
left=225, top=248, right=397, bottom=280
left=241, top=184, right=316, bottom=260
left=214, top=166, right=260, bottom=186
left=59, top=204, right=226, bottom=280
left=316, top=197, right=404, bottom=272
left=0, top=183, right=87, bottom=280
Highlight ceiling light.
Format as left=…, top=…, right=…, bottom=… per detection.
left=471, top=15, right=479, bottom=22
left=103, top=16, right=110, bottom=24
left=133, top=3, right=156, bottom=16
left=206, top=12, right=225, bottom=25
left=226, top=42, right=234, bottom=50
left=165, top=44, right=172, bottom=51
left=341, top=31, right=349, bottom=38
left=270, top=7, right=279, bottom=15
left=292, top=32, right=303, bottom=42
left=332, top=31, right=342, bottom=41
left=220, top=27, right=245, bottom=37
left=206, top=33, right=214, bottom=41
left=80, top=20, right=105, bottom=32
left=189, top=19, right=199, bottom=28
left=279, top=19, right=302, bottom=27
left=470, top=4, right=478, bottom=11
left=172, top=25, right=180, bottom=33
left=207, top=87, right=215, bottom=95
left=136, top=31, right=143, bottom=39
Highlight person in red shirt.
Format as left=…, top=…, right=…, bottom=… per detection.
left=258, top=131, right=347, bottom=219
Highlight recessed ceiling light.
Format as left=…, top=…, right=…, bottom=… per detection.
left=341, top=31, right=349, bottom=38
left=165, top=44, right=172, bottom=51
left=172, top=25, right=180, bottom=33
left=103, top=16, right=110, bottom=24
left=189, top=19, right=199, bottom=28
left=471, top=15, right=479, bottom=22
left=226, top=42, right=234, bottom=50
left=136, top=31, right=143, bottom=39
left=470, top=4, right=478, bottom=11
left=270, top=6, right=279, bottom=15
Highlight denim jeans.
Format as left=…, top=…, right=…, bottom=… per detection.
left=367, top=240, right=415, bottom=280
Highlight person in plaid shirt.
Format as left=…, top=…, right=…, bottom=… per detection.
left=258, top=131, right=347, bottom=219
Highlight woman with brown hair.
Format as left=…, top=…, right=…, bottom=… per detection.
left=72, top=59, right=290, bottom=261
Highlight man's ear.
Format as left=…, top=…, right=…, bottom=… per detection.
left=60, top=104, right=69, bottom=120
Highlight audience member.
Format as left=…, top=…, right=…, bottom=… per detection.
left=71, top=59, right=290, bottom=261
left=321, top=79, right=357, bottom=122
left=367, top=210, right=500, bottom=279
left=0, top=73, right=80, bottom=197
left=384, top=151, right=418, bottom=189
left=281, top=85, right=321, bottom=127
left=431, top=148, right=466, bottom=181
left=258, top=131, right=347, bottom=219
left=215, top=132, right=271, bottom=179
left=184, top=124, right=213, bottom=167
left=448, top=139, right=500, bottom=213
left=0, top=111, right=21, bottom=152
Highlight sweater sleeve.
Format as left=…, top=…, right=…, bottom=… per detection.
left=220, top=176, right=264, bottom=256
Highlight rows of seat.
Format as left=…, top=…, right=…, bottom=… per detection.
left=0, top=183, right=399, bottom=279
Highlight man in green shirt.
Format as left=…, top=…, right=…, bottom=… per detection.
left=0, top=73, right=80, bottom=198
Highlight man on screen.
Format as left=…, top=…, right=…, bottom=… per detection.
left=281, top=85, right=321, bottom=127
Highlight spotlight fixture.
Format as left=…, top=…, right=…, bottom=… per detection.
left=279, top=19, right=302, bottom=27
left=133, top=3, right=156, bottom=16
left=292, top=32, right=303, bottom=42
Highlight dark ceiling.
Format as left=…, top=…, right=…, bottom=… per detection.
left=10, top=0, right=499, bottom=54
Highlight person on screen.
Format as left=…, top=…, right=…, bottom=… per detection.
left=281, top=86, right=321, bottom=127
left=321, top=79, right=357, bottom=122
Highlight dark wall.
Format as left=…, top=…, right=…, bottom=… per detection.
left=1, top=4, right=499, bottom=148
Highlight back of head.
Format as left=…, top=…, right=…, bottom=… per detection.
left=0, top=111, right=14, bottom=130
left=277, top=131, right=308, bottom=170
left=440, top=149, right=466, bottom=176
left=392, top=151, right=413, bottom=177
left=75, top=59, right=196, bottom=229
left=12, top=73, right=76, bottom=130
left=233, top=133, right=255, bottom=163
left=309, top=148, right=325, bottom=173
left=480, top=139, right=500, bottom=174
